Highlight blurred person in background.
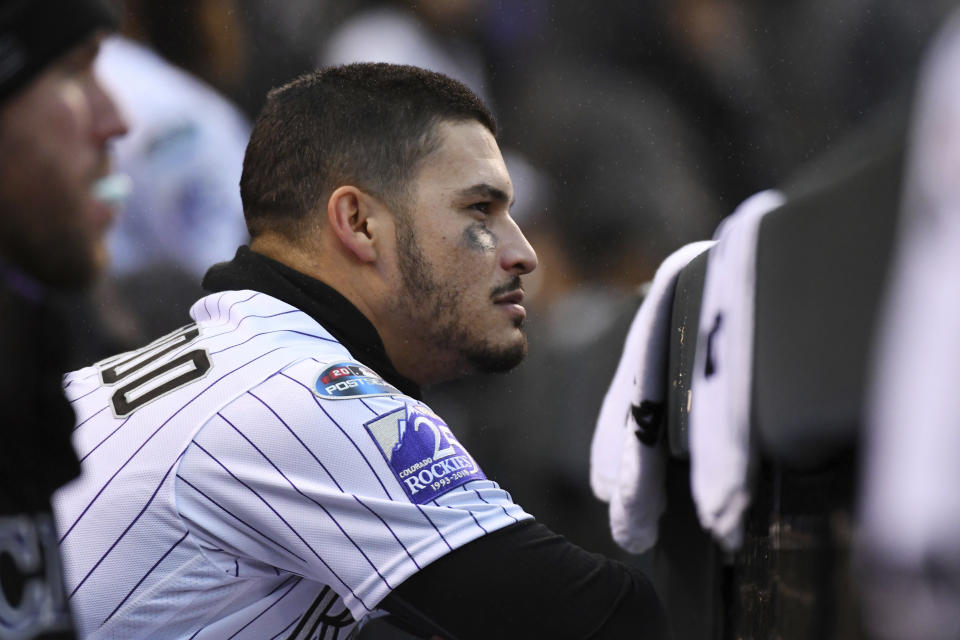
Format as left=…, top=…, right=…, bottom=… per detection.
left=232, top=0, right=352, bottom=117
left=101, top=0, right=250, bottom=282
left=122, top=0, right=248, bottom=100
left=319, top=0, right=544, bottom=232
left=322, top=0, right=492, bottom=105
left=0, top=0, right=127, bottom=637
left=76, top=0, right=251, bottom=350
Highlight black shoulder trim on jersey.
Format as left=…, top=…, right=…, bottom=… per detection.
left=380, top=519, right=670, bottom=639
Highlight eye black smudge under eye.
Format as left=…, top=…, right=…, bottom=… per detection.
left=462, top=223, right=497, bottom=253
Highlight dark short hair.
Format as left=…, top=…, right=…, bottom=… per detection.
left=240, top=62, right=497, bottom=238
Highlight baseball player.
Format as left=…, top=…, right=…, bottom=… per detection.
left=54, top=64, right=668, bottom=639
left=0, top=1, right=127, bottom=638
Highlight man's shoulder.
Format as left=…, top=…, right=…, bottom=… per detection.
left=64, top=290, right=360, bottom=416
left=190, top=288, right=412, bottom=393
left=190, top=290, right=369, bottom=379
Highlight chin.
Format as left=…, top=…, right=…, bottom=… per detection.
left=467, top=336, right=528, bottom=374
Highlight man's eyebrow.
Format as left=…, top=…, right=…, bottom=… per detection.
left=456, top=183, right=515, bottom=207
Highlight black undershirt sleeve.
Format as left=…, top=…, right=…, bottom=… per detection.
left=379, top=519, right=670, bottom=640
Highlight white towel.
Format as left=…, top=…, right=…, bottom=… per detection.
left=689, top=189, right=785, bottom=553
left=591, top=241, right=715, bottom=553
left=857, top=11, right=960, bottom=639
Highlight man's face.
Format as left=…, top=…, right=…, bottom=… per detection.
left=0, top=33, right=127, bottom=288
left=387, top=119, right=538, bottom=382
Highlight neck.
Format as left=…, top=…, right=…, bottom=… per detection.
left=249, top=232, right=374, bottom=316
left=249, top=233, right=425, bottom=375
left=248, top=233, right=469, bottom=388
left=249, top=233, right=323, bottom=279
left=374, top=319, right=469, bottom=387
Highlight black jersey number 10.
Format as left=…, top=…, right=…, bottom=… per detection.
left=98, top=324, right=211, bottom=417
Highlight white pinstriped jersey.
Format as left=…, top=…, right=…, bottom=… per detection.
left=53, top=290, right=530, bottom=639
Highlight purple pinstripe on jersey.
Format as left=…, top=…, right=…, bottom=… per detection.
left=73, top=405, right=109, bottom=432
left=445, top=492, right=489, bottom=535
left=217, top=412, right=396, bottom=590
left=212, top=291, right=227, bottom=319
left=187, top=575, right=300, bottom=640
left=245, top=391, right=344, bottom=492
left=70, top=293, right=258, bottom=386
left=59, top=346, right=289, bottom=544
left=67, top=451, right=187, bottom=598
left=158, top=310, right=302, bottom=366
left=79, top=414, right=132, bottom=462
left=217, top=291, right=262, bottom=325
left=269, top=616, right=300, bottom=640
left=466, top=509, right=489, bottom=534
left=278, top=372, right=392, bottom=499
left=199, top=544, right=224, bottom=553
left=351, top=495, right=421, bottom=571
left=414, top=504, right=452, bottom=552
left=112, top=304, right=304, bottom=385
left=177, top=473, right=307, bottom=563
left=226, top=576, right=302, bottom=640
left=76, top=370, right=98, bottom=382
left=67, top=291, right=263, bottom=392
left=209, top=330, right=338, bottom=356
left=471, top=487, right=519, bottom=524
left=192, top=441, right=372, bottom=611
left=69, top=385, right=100, bottom=404
left=103, top=529, right=190, bottom=623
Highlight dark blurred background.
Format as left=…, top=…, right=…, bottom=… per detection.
left=66, top=0, right=958, bottom=564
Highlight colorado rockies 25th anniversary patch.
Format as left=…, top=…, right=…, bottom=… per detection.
left=364, top=403, right=485, bottom=504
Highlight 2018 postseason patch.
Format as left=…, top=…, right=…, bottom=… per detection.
left=364, top=403, right=485, bottom=504
left=313, top=361, right=401, bottom=400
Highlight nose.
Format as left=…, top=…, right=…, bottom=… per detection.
left=90, top=76, right=128, bottom=144
left=499, top=214, right=538, bottom=276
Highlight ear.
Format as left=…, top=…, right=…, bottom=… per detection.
left=326, top=185, right=380, bottom=263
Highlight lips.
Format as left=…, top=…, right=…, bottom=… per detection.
left=493, top=288, right=527, bottom=327
left=493, top=289, right=525, bottom=306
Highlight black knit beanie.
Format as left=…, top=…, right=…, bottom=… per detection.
left=0, top=0, right=119, bottom=103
